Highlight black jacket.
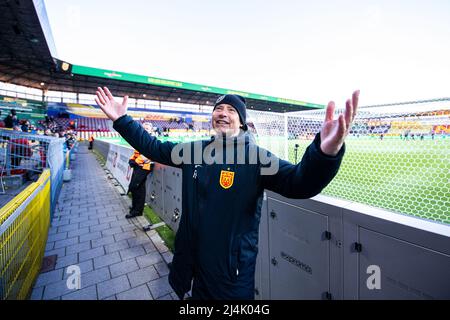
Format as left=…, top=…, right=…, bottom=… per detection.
left=4, top=114, right=17, bottom=128
left=113, top=115, right=345, bottom=300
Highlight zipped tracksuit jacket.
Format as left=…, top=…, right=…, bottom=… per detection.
left=113, top=115, right=345, bottom=300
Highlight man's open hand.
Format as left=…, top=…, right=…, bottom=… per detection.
left=320, top=90, right=360, bottom=156
left=95, top=87, right=128, bottom=122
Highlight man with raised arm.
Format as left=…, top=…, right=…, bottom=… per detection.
left=95, top=87, right=359, bottom=300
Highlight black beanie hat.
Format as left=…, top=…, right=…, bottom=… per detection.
left=213, top=94, right=248, bottom=131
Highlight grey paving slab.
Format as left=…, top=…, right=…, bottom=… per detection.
left=32, top=144, right=173, bottom=300
left=109, top=259, right=139, bottom=278
left=57, top=223, right=80, bottom=233
left=89, top=223, right=111, bottom=233
left=55, top=254, right=78, bottom=270
left=116, top=284, right=153, bottom=300
left=114, top=230, right=138, bottom=242
left=79, top=246, right=105, bottom=262
left=42, top=280, right=74, bottom=300
left=105, top=240, right=130, bottom=254
left=127, top=234, right=151, bottom=248
left=45, top=241, right=54, bottom=251
left=143, top=242, right=157, bottom=254
left=99, top=216, right=118, bottom=224
left=127, top=266, right=159, bottom=288
left=79, top=231, right=102, bottom=243
left=51, top=219, right=70, bottom=227
left=47, top=232, right=68, bottom=243
left=93, top=252, right=122, bottom=269
left=161, top=251, right=174, bottom=264
left=97, top=275, right=131, bottom=300
left=79, top=219, right=99, bottom=228
left=65, top=241, right=91, bottom=255
left=119, top=245, right=146, bottom=261
left=154, top=262, right=170, bottom=277
left=91, top=235, right=116, bottom=248
left=44, top=247, right=66, bottom=258
left=101, top=226, right=124, bottom=237
left=69, top=216, right=90, bottom=224
left=157, top=294, right=174, bottom=300
left=109, top=219, right=131, bottom=229
left=35, top=269, right=64, bottom=288
left=54, top=237, right=79, bottom=249
left=136, top=251, right=164, bottom=269
left=76, top=267, right=111, bottom=289
left=61, top=285, right=98, bottom=300
left=30, top=286, right=44, bottom=300
left=147, top=276, right=173, bottom=299
left=121, top=224, right=139, bottom=233
left=67, top=227, right=90, bottom=238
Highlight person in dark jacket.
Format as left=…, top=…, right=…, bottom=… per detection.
left=88, top=134, right=94, bottom=150
left=126, top=122, right=154, bottom=219
left=10, top=125, right=33, bottom=169
left=4, top=109, right=19, bottom=128
left=21, top=120, right=30, bottom=133
left=95, top=86, right=359, bottom=300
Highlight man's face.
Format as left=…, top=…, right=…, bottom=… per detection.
left=143, top=123, right=152, bottom=134
left=212, top=104, right=241, bottom=136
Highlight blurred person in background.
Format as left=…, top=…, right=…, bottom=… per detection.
left=10, top=125, right=32, bottom=170
left=126, top=122, right=154, bottom=219
left=4, top=109, right=19, bottom=128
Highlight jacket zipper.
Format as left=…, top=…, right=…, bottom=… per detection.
left=192, top=165, right=202, bottom=255
left=193, top=164, right=202, bottom=179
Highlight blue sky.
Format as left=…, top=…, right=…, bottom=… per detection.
left=43, top=0, right=450, bottom=106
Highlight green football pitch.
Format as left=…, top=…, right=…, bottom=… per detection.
left=99, top=135, right=450, bottom=224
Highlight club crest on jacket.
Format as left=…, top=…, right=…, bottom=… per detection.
left=219, top=170, right=235, bottom=189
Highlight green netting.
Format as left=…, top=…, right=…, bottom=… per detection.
left=101, top=100, right=450, bottom=225
left=248, top=102, right=450, bottom=225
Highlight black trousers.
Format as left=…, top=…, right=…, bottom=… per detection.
left=128, top=166, right=150, bottom=215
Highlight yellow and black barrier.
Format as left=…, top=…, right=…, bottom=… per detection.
left=0, top=169, right=51, bottom=300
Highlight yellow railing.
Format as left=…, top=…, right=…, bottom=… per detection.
left=0, top=170, right=51, bottom=300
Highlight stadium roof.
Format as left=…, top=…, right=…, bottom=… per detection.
left=0, top=0, right=324, bottom=113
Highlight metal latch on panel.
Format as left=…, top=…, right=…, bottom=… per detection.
left=270, top=210, right=276, bottom=219
left=172, top=208, right=180, bottom=222
left=323, top=231, right=331, bottom=240
left=353, top=242, right=362, bottom=253
left=150, top=191, right=156, bottom=201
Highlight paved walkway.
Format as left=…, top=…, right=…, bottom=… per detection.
left=30, top=144, right=176, bottom=300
